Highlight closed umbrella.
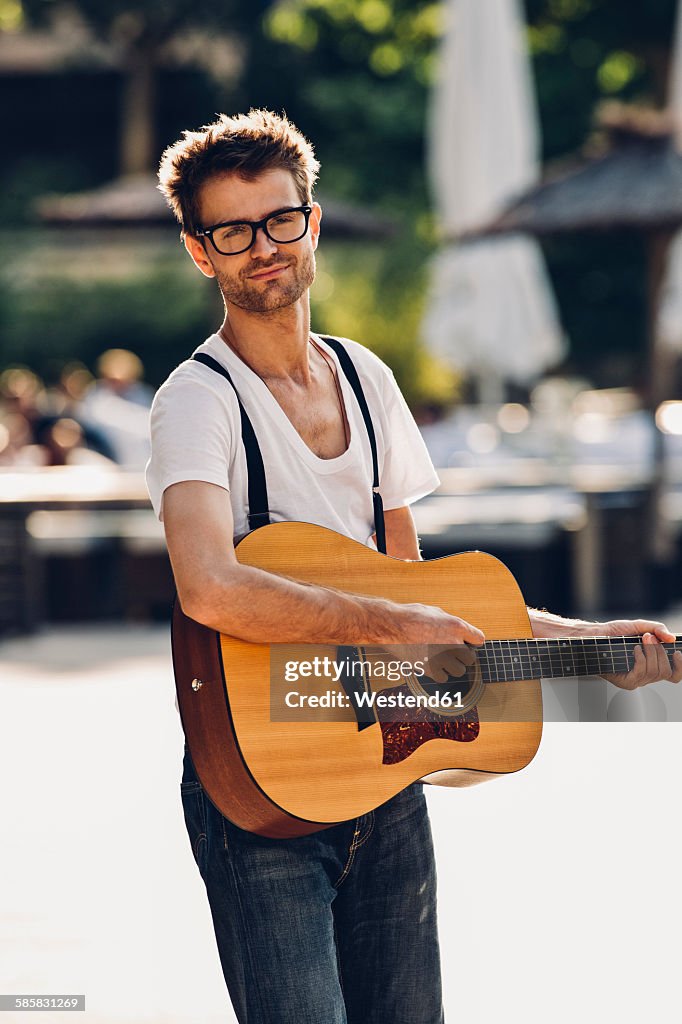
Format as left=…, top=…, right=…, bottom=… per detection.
left=422, top=0, right=564, bottom=398
left=479, top=104, right=682, bottom=620
left=655, top=0, right=682, bottom=357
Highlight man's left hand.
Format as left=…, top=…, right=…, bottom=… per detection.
left=592, top=619, right=682, bottom=690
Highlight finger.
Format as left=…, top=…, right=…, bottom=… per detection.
left=641, top=634, right=670, bottom=685
left=656, top=640, right=674, bottom=682
left=426, top=665, right=450, bottom=683
left=431, top=650, right=473, bottom=679
left=649, top=633, right=672, bottom=681
left=445, top=645, right=477, bottom=667
left=436, top=660, right=470, bottom=679
left=672, top=651, right=682, bottom=684
left=614, top=643, right=646, bottom=690
left=638, top=621, right=676, bottom=643
left=458, top=621, right=485, bottom=645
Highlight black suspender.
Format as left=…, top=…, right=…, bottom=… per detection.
left=191, top=338, right=386, bottom=553
left=319, top=337, right=386, bottom=556
left=192, top=352, right=271, bottom=531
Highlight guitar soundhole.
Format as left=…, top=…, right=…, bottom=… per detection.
left=378, top=683, right=480, bottom=765
left=417, top=673, right=473, bottom=701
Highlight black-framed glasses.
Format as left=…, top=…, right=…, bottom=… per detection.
left=196, top=205, right=313, bottom=256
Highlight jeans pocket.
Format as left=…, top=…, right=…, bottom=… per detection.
left=181, top=782, right=209, bottom=876
left=180, top=780, right=202, bottom=794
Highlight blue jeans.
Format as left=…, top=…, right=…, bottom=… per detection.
left=181, top=747, right=444, bottom=1024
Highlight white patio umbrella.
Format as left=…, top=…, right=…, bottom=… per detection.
left=655, top=0, right=682, bottom=357
left=422, top=0, right=565, bottom=399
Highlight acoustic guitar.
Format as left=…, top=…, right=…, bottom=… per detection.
left=172, top=521, right=679, bottom=838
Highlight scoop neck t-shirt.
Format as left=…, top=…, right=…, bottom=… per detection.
left=146, top=332, right=440, bottom=547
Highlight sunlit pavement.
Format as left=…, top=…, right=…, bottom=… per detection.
left=0, top=625, right=230, bottom=1024
left=2, top=622, right=682, bottom=1024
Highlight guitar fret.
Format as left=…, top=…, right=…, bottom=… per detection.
left=514, top=647, right=522, bottom=679
left=575, top=636, right=589, bottom=677
left=512, top=639, right=521, bottom=680
left=478, top=648, right=492, bottom=683
left=585, top=639, right=606, bottom=675
left=492, top=641, right=502, bottom=682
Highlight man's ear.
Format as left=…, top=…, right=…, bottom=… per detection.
left=310, top=202, right=322, bottom=251
left=184, top=233, right=216, bottom=279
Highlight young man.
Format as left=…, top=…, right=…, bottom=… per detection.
left=147, top=109, right=681, bottom=1024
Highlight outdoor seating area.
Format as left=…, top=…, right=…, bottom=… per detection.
left=4, top=386, right=682, bottom=634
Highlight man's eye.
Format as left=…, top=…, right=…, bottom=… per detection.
left=271, top=214, right=294, bottom=225
left=222, top=225, right=250, bottom=238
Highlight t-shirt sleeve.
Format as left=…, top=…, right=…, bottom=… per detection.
left=145, top=373, right=237, bottom=521
left=376, top=366, right=440, bottom=509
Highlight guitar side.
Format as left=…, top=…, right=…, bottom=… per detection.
left=172, top=522, right=543, bottom=837
left=172, top=602, right=323, bottom=838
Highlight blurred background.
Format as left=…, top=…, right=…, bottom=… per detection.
left=2, top=2, right=682, bottom=1022
left=3, top=0, right=682, bottom=631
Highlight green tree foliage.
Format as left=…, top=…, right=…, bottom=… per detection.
left=248, top=0, right=679, bottom=380
left=6, top=0, right=682, bottom=388
left=525, top=0, right=677, bottom=158
left=0, top=266, right=215, bottom=386
left=248, top=0, right=679, bottom=201
left=247, top=0, right=441, bottom=210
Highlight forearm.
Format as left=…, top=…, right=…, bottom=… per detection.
left=185, top=563, right=406, bottom=644
left=528, top=607, right=603, bottom=639
left=167, top=489, right=483, bottom=647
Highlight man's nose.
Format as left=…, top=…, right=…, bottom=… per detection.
left=251, top=225, right=278, bottom=257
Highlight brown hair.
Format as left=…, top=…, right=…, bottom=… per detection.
left=158, top=109, right=320, bottom=236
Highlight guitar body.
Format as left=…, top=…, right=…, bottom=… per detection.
left=172, top=522, right=543, bottom=838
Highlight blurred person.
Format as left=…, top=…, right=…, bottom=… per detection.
left=92, top=348, right=154, bottom=406
left=148, top=110, right=682, bottom=1024
left=78, top=349, right=153, bottom=467
left=0, top=411, right=44, bottom=466
left=33, top=417, right=116, bottom=468
left=22, top=363, right=116, bottom=464
left=48, top=362, right=95, bottom=416
left=0, top=367, right=47, bottom=430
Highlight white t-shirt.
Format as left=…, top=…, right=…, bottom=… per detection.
left=145, top=332, right=440, bottom=546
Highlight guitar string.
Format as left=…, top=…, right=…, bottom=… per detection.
left=356, top=637, right=682, bottom=686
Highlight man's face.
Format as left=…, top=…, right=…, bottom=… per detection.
left=190, top=168, right=321, bottom=314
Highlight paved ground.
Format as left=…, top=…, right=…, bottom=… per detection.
left=2, top=624, right=682, bottom=1024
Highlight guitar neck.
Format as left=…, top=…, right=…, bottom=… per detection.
left=479, top=636, right=682, bottom=682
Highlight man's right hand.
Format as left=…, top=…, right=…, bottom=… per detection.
left=386, top=602, right=485, bottom=681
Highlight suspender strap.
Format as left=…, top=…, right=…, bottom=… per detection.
left=192, top=352, right=271, bottom=530
left=320, top=337, right=386, bottom=555
left=192, top=339, right=386, bottom=553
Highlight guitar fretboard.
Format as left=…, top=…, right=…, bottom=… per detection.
left=477, top=636, right=682, bottom=682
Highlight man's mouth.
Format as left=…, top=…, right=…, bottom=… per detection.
left=249, top=264, right=290, bottom=281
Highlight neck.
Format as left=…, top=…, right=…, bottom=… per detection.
left=476, top=635, right=682, bottom=682
left=220, top=298, right=312, bottom=383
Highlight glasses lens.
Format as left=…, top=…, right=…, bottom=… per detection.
left=266, top=209, right=307, bottom=243
left=212, top=223, right=253, bottom=255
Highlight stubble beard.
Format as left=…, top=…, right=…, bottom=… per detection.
left=214, top=248, right=316, bottom=314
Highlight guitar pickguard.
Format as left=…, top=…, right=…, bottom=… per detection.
left=378, top=683, right=480, bottom=765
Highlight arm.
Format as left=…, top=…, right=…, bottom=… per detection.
left=528, top=607, right=682, bottom=689
left=374, top=505, right=422, bottom=560
left=163, top=481, right=481, bottom=648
